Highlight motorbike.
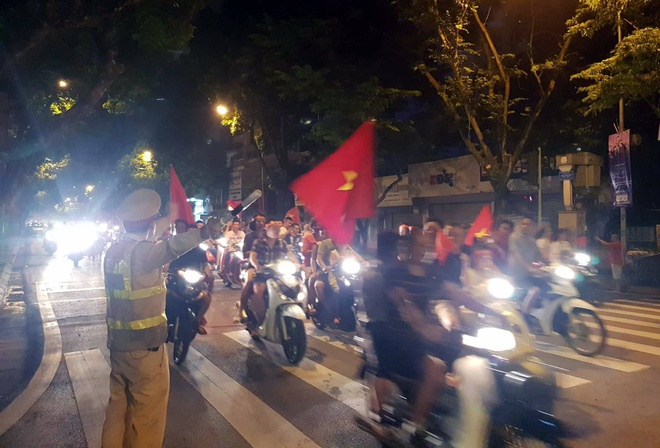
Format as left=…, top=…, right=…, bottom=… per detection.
left=44, top=222, right=100, bottom=267
left=216, top=237, right=246, bottom=288
left=356, top=277, right=561, bottom=448
left=244, top=260, right=308, bottom=364
left=166, top=268, right=208, bottom=365
left=308, top=258, right=361, bottom=332
left=566, top=252, right=604, bottom=306
left=522, top=263, right=607, bottom=356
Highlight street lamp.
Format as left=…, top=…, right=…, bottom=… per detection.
left=142, top=150, right=153, bottom=163
left=85, top=185, right=95, bottom=193
left=215, top=104, right=229, bottom=116
left=58, top=79, right=69, bottom=89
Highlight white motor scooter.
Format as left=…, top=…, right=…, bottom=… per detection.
left=245, top=260, right=308, bottom=364
left=524, top=264, right=607, bottom=356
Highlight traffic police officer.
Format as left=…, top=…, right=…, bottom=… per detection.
left=101, top=189, right=220, bottom=447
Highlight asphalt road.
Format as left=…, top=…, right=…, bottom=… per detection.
left=1, top=244, right=660, bottom=448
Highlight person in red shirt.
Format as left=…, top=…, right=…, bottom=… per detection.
left=597, top=234, right=623, bottom=292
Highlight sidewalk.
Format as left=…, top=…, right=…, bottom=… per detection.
left=0, top=236, right=41, bottom=413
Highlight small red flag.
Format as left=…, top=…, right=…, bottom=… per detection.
left=170, top=165, right=195, bottom=225
left=290, top=122, right=375, bottom=245
left=465, top=205, right=494, bottom=246
left=436, top=231, right=455, bottom=264
left=285, top=207, right=301, bottom=224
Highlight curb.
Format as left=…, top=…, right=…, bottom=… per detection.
left=0, top=242, right=20, bottom=307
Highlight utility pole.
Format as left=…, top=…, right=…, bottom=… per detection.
left=537, top=147, right=542, bottom=225
left=617, top=9, right=627, bottom=267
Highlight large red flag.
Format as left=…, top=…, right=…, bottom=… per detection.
left=436, top=231, right=455, bottom=264
left=290, top=121, right=375, bottom=244
left=465, top=205, right=494, bottom=246
left=285, top=207, right=301, bottom=224
left=170, top=165, right=195, bottom=225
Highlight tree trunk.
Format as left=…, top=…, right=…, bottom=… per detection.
left=491, top=178, right=511, bottom=218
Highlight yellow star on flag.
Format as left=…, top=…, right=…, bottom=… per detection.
left=474, top=228, right=490, bottom=239
left=337, top=170, right=358, bottom=191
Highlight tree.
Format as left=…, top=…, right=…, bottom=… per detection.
left=397, top=0, right=576, bottom=211
left=573, top=27, right=660, bottom=119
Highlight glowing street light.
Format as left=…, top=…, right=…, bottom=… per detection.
left=85, top=185, right=95, bottom=193
left=58, top=79, right=69, bottom=89
left=215, top=104, right=229, bottom=116
left=142, top=150, right=153, bottom=163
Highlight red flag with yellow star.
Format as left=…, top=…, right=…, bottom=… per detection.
left=465, top=204, right=494, bottom=246
left=290, top=121, right=375, bottom=244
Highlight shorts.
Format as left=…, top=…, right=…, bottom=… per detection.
left=611, top=264, right=622, bottom=280
left=370, top=322, right=425, bottom=382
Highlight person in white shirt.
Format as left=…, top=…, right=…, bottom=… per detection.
left=224, top=219, right=246, bottom=252
left=549, top=229, right=573, bottom=264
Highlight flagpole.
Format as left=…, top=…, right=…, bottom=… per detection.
left=537, top=146, right=542, bottom=225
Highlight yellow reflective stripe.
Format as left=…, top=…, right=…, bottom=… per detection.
left=107, top=312, right=167, bottom=331
left=108, top=285, right=166, bottom=300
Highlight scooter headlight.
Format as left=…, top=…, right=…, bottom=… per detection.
left=199, top=242, right=209, bottom=251
left=487, top=278, right=514, bottom=299
left=277, top=260, right=297, bottom=276
left=462, top=327, right=516, bottom=352
left=45, top=230, right=56, bottom=241
left=179, top=269, right=205, bottom=284
left=575, top=253, right=591, bottom=266
left=341, top=258, right=361, bottom=275
left=555, top=265, right=575, bottom=280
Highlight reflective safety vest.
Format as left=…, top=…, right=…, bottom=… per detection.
left=104, top=239, right=168, bottom=351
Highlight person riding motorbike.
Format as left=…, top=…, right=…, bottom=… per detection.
left=167, top=219, right=213, bottom=335
left=284, top=222, right=303, bottom=263
left=238, top=214, right=266, bottom=322
left=509, top=218, right=548, bottom=313
left=221, top=219, right=246, bottom=286
left=248, top=219, right=301, bottom=324
left=313, top=235, right=366, bottom=323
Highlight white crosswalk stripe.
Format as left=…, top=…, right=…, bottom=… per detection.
left=600, top=314, right=660, bottom=329
left=598, top=307, right=660, bottom=321
left=603, top=302, right=660, bottom=314
left=536, top=345, right=649, bottom=373
left=224, top=330, right=369, bottom=413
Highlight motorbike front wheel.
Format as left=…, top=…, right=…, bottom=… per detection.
left=173, top=338, right=190, bottom=365
left=563, top=308, right=607, bottom=357
left=281, top=316, right=306, bottom=364
left=172, top=314, right=197, bottom=365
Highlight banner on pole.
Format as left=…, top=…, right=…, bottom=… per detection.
left=608, top=130, right=632, bottom=207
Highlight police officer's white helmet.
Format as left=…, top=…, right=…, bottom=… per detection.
left=116, top=189, right=161, bottom=223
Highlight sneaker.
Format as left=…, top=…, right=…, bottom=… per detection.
left=197, top=326, right=208, bottom=335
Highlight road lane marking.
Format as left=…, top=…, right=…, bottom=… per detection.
left=46, top=286, right=105, bottom=293
left=555, top=372, right=591, bottom=389
left=537, top=345, right=649, bottom=372
left=615, top=299, right=660, bottom=309
left=64, top=350, right=110, bottom=448
left=46, top=296, right=106, bottom=303
left=588, top=322, right=660, bottom=341
left=0, top=282, right=63, bottom=436
left=224, top=330, right=368, bottom=413
left=176, top=346, right=319, bottom=448
left=604, top=302, right=660, bottom=314
left=600, top=315, right=660, bottom=329
left=304, top=324, right=358, bottom=351
left=598, top=308, right=660, bottom=321
left=606, top=337, right=660, bottom=357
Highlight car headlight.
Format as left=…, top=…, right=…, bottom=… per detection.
left=199, top=242, right=209, bottom=251
left=555, top=265, right=575, bottom=280
left=575, top=253, right=591, bottom=266
left=487, top=278, right=514, bottom=299
left=462, top=327, right=516, bottom=352
left=277, top=260, right=297, bottom=276
left=341, top=258, right=361, bottom=275
left=179, top=269, right=205, bottom=284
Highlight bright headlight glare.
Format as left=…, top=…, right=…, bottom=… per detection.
left=575, top=253, right=591, bottom=266
left=555, top=265, right=575, bottom=280
left=98, top=223, right=108, bottom=232
left=199, top=242, right=209, bottom=251
left=341, top=258, right=361, bottom=275
left=277, top=260, right=297, bottom=276
left=462, top=327, right=516, bottom=352
left=180, top=269, right=205, bottom=284
left=487, top=278, right=514, bottom=299
left=218, top=237, right=227, bottom=247
left=46, top=230, right=56, bottom=240
left=297, top=291, right=306, bottom=302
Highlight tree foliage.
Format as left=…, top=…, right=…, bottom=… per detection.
left=396, top=0, right=575, bottom=201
